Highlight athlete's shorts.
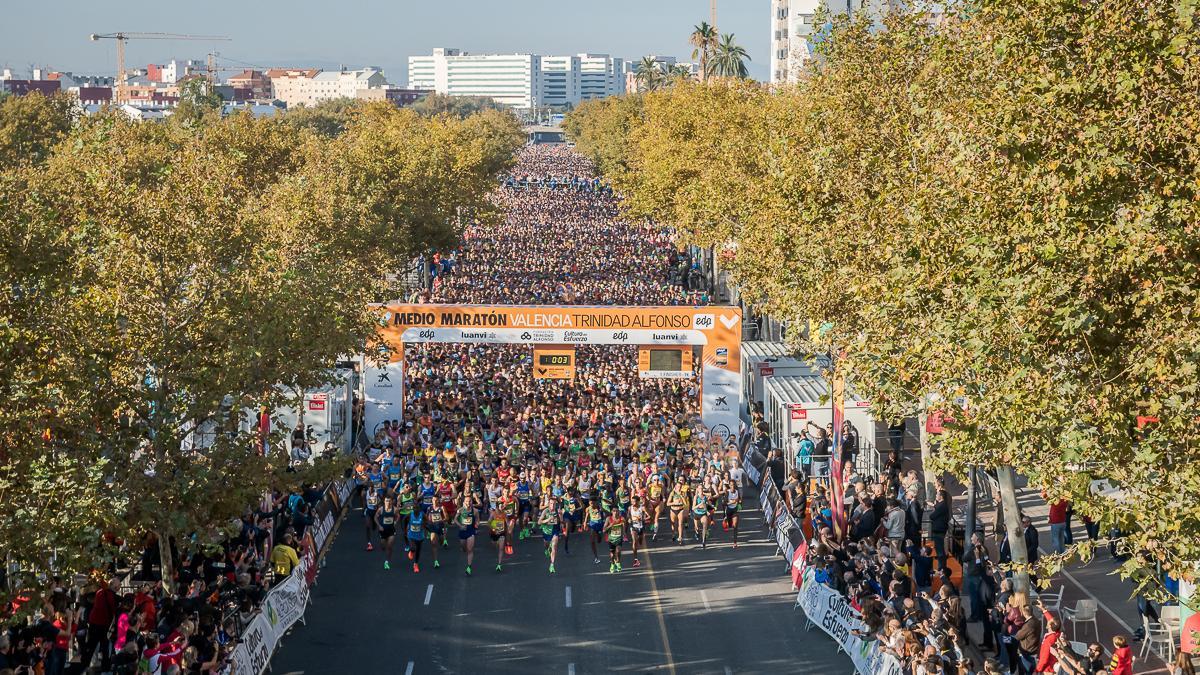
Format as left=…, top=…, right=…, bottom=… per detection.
left=608, top=540, right=621, bottom=551
left=427, top=524, right=444, bottom=537
left=365, top=508, right=377, bottom=522
left=379, top=525, right=396, bottom=539
left=588, top=521, right=604, bottom=534
left=490, top=531, right=502, bottom=542
left=693, top=510, right=709, bottom=519
left=725, top=507, right=739, bottom=519
left=458, top=525, right=476, bottom=540
left=541, top=526, right=560, bottom=542
left=566, top=510, right=582, bottom=523
left=518, top=499, right=532, bottom=516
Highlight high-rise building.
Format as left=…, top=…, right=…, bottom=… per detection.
left=408, top=49, right=623, bottom=110
left=540, top=56, right=581, bottom=106
left=578, top=54, right=624, bottom=101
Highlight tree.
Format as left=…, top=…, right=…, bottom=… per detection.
left=409, top=93, right=507, bottom=119
left=283, top=97, right=364, bottom=137
left=690, top=21, right=719, bottom=83
left=173, top=76, right=224, bottom=127
left=0, top=92, right=77, bottom=167
left=634, top=56, right=665, bottom=92
left=708, top=34, right=751, bottom=79
left=566, top=0, right=1200, bottom=597
left=0, top=103, right=524, bottom=597
left=562, top=95, right=645, bottom=178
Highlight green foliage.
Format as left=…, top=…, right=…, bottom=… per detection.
left=409, top=92, right=508, bottom=119
left=571, top=0, right=1200, bottom=593
left=282, top=97, right=364, bottom=137
left=0, top=92, right=78, bottom=166
left=172, top=77, right=224, bottom=127
left=690, top=22, right=719, bottom=83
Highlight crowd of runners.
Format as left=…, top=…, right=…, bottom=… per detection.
left=356, top=145, right=743, bottom=576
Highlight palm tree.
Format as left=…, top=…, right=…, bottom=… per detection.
left=634, top=55, right=665, bottom=92
left=666, top=64, right=694, bottom=87
left=689, top=21, right=718, bottom=83
left=707, top=33, right=751, bottom=79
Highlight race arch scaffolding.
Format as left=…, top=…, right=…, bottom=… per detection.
left=363, top=304, right=742, bottom=442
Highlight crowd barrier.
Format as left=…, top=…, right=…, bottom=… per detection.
left=741, top=443, right=901, bottom=675
left=223, top=475, right=356, bottom=675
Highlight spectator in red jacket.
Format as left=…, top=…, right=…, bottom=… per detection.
left=70, top=577, right=119, bottom=675
left=1109, top=635, right=1134, bottom=675
left=1034, top=605, right=1061, bottom=673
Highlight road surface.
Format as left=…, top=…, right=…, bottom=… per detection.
left=272, top=497, right=848, bottom=675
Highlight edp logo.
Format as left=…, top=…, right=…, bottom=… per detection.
left=693, top=314, right=715, bottom=330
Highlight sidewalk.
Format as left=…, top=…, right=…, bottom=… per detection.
left=950, top=471, right=1173, bottom=674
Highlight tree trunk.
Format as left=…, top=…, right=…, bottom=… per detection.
left=996, top=465, right=1032, bottom=594
left=156, top=530, right=176, bottom=595
left=918, top=408, right=936, bottom=504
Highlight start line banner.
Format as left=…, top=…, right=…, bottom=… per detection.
left=795, top=568, right=903, bottom=675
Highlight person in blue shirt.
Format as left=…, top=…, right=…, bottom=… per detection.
left=794, top=431, right=815, bottom=477
left=407, top=507, right=426, bottom=573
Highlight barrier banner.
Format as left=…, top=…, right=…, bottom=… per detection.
left=790, top=539, right=809, bottom=588
left=795, top=569, right=903, bottom=675
left=302, top=532, right=318, bottom=587
left=262, top=560, right=310, bottom=645
left=227, top=613, right=272, bottom=675
left=311, top=509, right=335, bottom=553
left=336, top=478, right=354, bottom=508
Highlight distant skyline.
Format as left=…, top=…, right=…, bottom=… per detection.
left=1, top=0, right=769, bottom=83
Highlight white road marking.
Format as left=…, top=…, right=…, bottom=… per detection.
left=405, top=661, right=414, bottom=675
left=700, top=590, right=712, bottom=611
left=725, top=667, right=733, bottom=675
left=424, top=584, right=434, bottom=606
left=568, top=664, right=576, bottom=675
left=565, top=585, right=573, bottom=608
left=1042, top=547, right=1137, bottom=634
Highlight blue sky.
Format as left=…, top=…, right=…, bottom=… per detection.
left=1, top=0, right=769, bottom=83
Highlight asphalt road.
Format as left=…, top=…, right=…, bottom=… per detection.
left=272, top=497, right=848, bottom=675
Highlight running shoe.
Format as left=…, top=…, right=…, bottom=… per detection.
left=383, top=560, right=390, bottom=570
left=433, top=560, right=440, bottom=569
left=544, top=547, right=550, bottom=558
left=442, top=539, right=448, bottom=549
left=594, top=557, right=601, bottom=564
left=408, top=551, right=414, bottom=560
left=366, top=543, right=374, bottom=551
left=615, top=562, right=622, bottom=571
left=549, top=564, right=556, bottom=574
left=465, top=566, right=472, bottom=576
left=632, top=558, right=641, bottom=568
left=732, top=543, right=739, bottom=550
left=404, top=545, right=410, bottom=553
left=495, top=564, right=503, bottom=572
left=413, top=563, right=420, bottom=573
left=505, top=544, right=513, bottom=555
left=722, top=522, right=729, bottom=531
left=609, top=563, right=616, bottom=573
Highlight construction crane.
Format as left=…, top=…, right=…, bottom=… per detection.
left=711, top=0, right=718, bottom=34
left=89, top=32, right=230, bottom=104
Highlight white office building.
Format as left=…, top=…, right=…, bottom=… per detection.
left=409, top=49, right=624, bottom=110
left=541, top=56, right=581, bottom=106
left=578, top=54, right=624, bottom=100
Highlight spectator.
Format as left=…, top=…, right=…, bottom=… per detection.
left=929, top=490, right=950, bottom=567
left=1014, top=602, right=1043, bottom=675
left=270, top=533, right=301, bottom=580
left=70, top=577, right=119, bottom=675
left=1108, top=635, right=1133, bottom=675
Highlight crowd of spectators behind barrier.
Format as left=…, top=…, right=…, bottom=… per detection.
left=0, top=479, right=336, bottom=674
left=743, top=411, right=1166, bottom=675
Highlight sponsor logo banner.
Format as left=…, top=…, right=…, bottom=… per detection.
left=795, top=569, right=903, bottom=675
